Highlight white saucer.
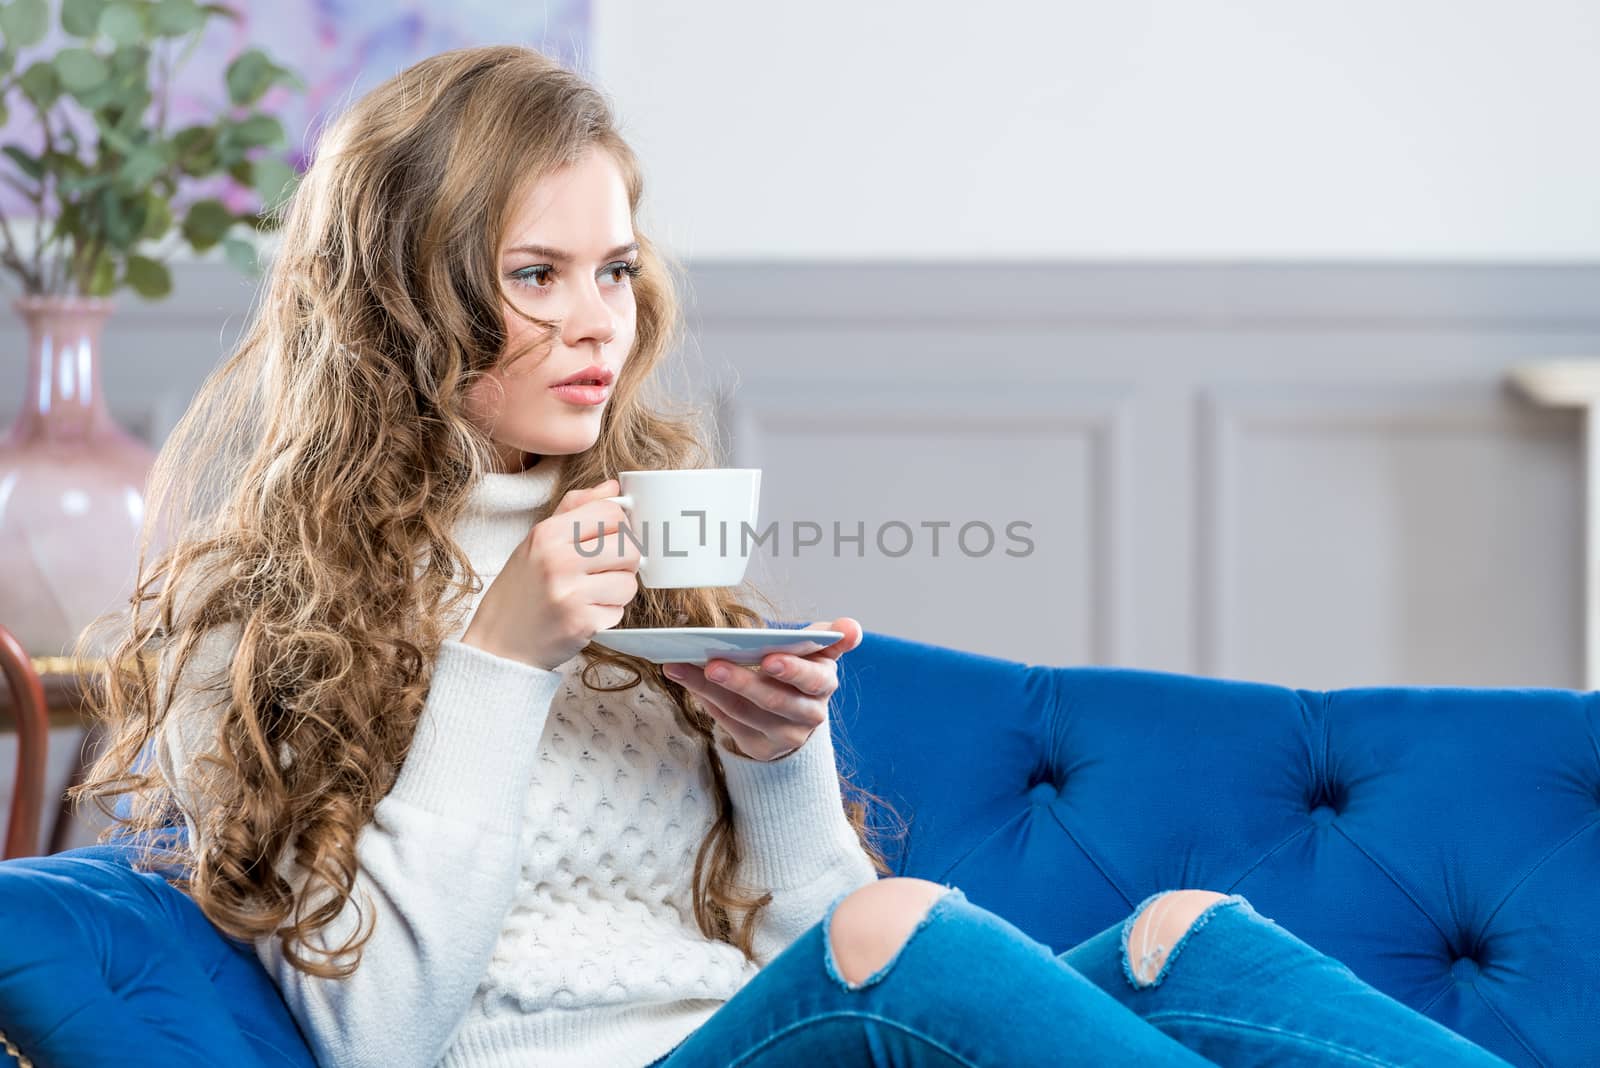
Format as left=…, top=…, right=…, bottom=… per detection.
left=590, top=627, right=845, bottom=666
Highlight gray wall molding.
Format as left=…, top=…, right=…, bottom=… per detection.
left=682, top=261, right=1600, bottom=331
left=2, top=259, right=1596, bottom=687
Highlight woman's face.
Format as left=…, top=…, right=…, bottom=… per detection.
left=466, top=145, right=640, bottom=473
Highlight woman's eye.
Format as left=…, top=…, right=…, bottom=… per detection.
left=605, top=261, right=642, bottom=285
left=511, top=265, right=554, bottom=289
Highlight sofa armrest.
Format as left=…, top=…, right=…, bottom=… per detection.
left=0, top=845, right=314, bottom=1067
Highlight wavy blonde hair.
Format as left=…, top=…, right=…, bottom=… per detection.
left=69, top=45, right=900, bottom=980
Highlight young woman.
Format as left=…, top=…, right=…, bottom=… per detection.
left=75, top=45, right=1513, bottom=1068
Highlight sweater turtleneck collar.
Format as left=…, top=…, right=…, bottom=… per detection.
left=454, top=453, right=569, bottom=581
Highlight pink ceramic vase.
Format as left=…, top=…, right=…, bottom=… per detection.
left=0, top=296, right=156, bottom=659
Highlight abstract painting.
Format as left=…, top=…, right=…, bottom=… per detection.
left=1, top=0, right=592, bottom=216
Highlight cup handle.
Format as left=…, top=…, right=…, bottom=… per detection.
left=600, top=495, right=646, bottom=567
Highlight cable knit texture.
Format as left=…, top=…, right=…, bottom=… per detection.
left=153, top=454, right=880, bottom=1068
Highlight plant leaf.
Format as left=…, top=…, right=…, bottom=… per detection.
left=2, top=144, right=43, bottom=181
left=233, top=114, right=283, bottom=146
left=223, top=48, right=291, bottom=107
left=97, top=2, right=143, bottom=46
left=225, top=48, right=269, bottom=106
left=120, top=142, right=169, bottom=187
left=251, top=155, right=295, bottom=213
left=138, top=191, right=171, bottom=239
left=125, top=253, right=172, bottom=297
left=42, top=149, right=87, bottom=179
left=180, top=196, right=232, bottom=250
left=86, top=247, right=117, bottom=296
left=172, top=123, right=217, bottom=177
left=18, top=60, right=62, bottom=109
left=108, top=42, right=149, bottom=78
left=216, top=113, right=283, bottom=166
left=221, top=234, right=256, bottom=275
left=109, top=86, right=153, bottom=135
left=54, top=47, right=109, bottom=92
left=49, top=201, right=81, bottom=243
left=98, top=184, right=147, bottom=248
left=151, top=0, right=201, bottom=36
left=96, top=119, right=136, bottom=156
left=0, top=0, right=50, bottom=49
left=61, top=0, right=107, bottom=37
left=58, top=172, right=108, bottom=197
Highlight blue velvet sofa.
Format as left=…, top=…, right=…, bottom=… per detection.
left=1, top=629, right=1593, bottom=1067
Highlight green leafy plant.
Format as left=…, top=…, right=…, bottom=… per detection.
left=0, top=0, right=304, bottom=298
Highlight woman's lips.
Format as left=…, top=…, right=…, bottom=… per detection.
left=549, top=382, right=610, bottom=405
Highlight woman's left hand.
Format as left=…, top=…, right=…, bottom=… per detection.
left=662, top=617, right=863, bottom=762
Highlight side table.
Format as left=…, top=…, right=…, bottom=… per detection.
left=0, top=651, right=103, bottom=856
left=1508, top=359, right=1600, bottom=689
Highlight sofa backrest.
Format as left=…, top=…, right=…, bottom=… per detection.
left=832, top=629, right=1598, bottom=1068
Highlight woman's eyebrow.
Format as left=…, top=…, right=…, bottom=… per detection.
left=503, top=241, right=639, bottom=262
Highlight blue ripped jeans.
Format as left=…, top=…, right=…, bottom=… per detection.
left=644, top=886, right=1513, bottom=1067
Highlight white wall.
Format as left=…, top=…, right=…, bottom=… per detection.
left=591, top=0, right=1600, bottom=261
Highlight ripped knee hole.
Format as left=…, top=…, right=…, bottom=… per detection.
left=1125, top=889, right=1233, bottom=989
left=825, top=878, right=960, bottom=991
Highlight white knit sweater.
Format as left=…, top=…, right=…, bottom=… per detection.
left=154, top=455, right=880, bottom=1068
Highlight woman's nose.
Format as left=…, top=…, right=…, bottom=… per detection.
left=562, top=276, right=615, bottom=349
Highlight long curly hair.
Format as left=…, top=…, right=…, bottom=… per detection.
left=68, top=44, right=901, bottom=980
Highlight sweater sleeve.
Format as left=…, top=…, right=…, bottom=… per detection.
left=715, top=713, right=880, bottom=967
left=153, top=628, right=563, bottom=1068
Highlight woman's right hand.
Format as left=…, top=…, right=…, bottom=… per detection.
left=461, top=478, right=641, bottom=671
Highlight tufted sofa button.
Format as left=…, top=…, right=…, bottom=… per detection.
left=1027, top=780, right=1058, bottom=806
left=1451, top=957, right=1481, bottom=981
left=1308, top=804, right=1338, bottom=826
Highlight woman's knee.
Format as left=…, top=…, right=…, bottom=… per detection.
left=1125, top=889, right=1234, bottom=989
left=826, top=877, right=955, bottom=990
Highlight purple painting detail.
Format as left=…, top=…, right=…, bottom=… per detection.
left=1, top=0, right=592, bottom=216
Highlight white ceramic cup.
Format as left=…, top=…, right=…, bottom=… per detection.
left=601, top=468, right=762, bottom=588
